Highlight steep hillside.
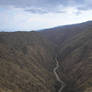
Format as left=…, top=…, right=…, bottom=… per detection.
left=0, top=32, right=58, bottom=92
left=58, top=26, right=92, bottom=92
left=0, top=21, right=92, bottom=92
left=41, top=21, right=92, bottom=92
left=41, top=21, right=92, bottom=46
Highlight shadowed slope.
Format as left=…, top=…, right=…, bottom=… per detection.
left=41, top=21, right=92, bottom=92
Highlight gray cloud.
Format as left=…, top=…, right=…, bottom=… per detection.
left=0, top=0, right=92, bottom=13
left=0, top=0, right=85, bottom=7
left=25, top=7, right=48, bottom=14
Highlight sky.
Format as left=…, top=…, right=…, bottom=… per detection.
left=0, top=0, right=92, bottom=31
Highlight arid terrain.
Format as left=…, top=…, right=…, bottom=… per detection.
left=0, top=21, right=92, bottom=92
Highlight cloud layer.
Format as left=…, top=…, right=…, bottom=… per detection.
left=0, top=0, right=92, bottom=13
left=0, top=0, right=92, bottom=31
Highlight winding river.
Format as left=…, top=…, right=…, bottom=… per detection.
left=53, top=58, right=65, bottom=92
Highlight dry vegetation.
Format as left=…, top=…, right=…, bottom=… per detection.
left=0, top=21, right=92, bottom=92
left=41, top=21, right=92, bottom=92
left=0, top=32, right=58, bottom=92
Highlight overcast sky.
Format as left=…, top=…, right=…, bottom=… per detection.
left=0, top=0, right=92, bottom=31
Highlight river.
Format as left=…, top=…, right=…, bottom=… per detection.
left=53, top=58, right=65, bottom=92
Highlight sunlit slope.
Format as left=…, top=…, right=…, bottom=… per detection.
left=0, top=32, right=57, bottom=92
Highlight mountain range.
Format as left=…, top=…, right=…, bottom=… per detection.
left=0, top=21, right=92, bottom=92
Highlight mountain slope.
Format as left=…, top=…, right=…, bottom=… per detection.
left=0, top=32, right=58, bottom=92
left=0, top=21, right=92, bottom=92
left=41, top=21, right=92, bottom=92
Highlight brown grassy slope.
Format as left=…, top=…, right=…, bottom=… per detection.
left=41, top=21, right=92, bottom=92
left=58, top=27, right=92, bottom=92
left=40, top=21, right=92, bottom=46
left=0, top=32, right=57, bottom=92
